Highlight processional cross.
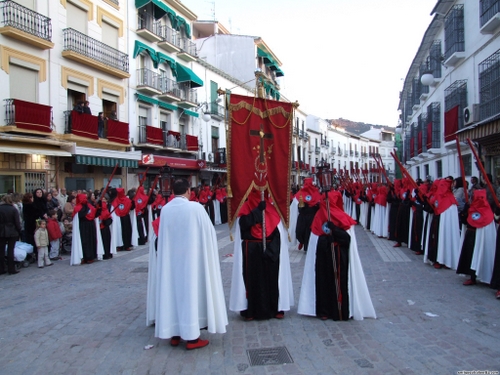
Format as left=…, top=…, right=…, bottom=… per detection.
left=249, top=123, right=273, bottom=164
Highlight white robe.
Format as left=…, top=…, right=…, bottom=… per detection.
left=288, top=198, right=299, bottom=249
left=229, top=218, right=294, bottom=313
left=298, top=227, right=376, bottom=320
left=146, top=231, right=157, bottom=327
left=154, top=196, right=227, bottom=340
left=110, top=209, right=138, bottom=249
left=372, top=204, right=387, bottom=237
left=436, top=205, right=461, bottom=269
left=459, top=220, right=497, bottom=283
left=214, top=200, right=222, bottom=225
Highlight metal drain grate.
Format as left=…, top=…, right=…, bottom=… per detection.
left=131, top=267, right=148, bottom=273
left=247, top=346, right=293, bottom=366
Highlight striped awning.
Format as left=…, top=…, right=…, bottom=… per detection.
left=457, top=115, right=500, bottom=142
left=75, top=155, right=138, bottom=168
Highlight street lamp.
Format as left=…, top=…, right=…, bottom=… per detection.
left=316, top=160, right=332, bottom=193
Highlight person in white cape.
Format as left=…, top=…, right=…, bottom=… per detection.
left=153, top=178, right=227, bottom=350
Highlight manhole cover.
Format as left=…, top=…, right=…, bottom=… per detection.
left=247, top=346, right=293, bottom=366
left=131, top=267, right=148, bottom=273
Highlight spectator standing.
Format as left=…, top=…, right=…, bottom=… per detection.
left=83, top=100, right=92, bottom=114
left=63, top=195, right=76, bottom=220
left=57, top=188, right=68, bottom=209
left=34, top=219, right=53, bottom=269
left=47, top=210, right=62, bottom=260
left=0, top=194, right=22, bottom=275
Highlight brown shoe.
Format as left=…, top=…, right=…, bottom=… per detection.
left=463, top=279, right=476, bottom=286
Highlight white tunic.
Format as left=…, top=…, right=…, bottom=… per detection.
left=154, top=196, right=227, bottom=340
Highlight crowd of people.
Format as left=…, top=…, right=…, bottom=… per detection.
left=336, top=173, right=500, bottom=300
left=0, top=180, right=230, bottom=273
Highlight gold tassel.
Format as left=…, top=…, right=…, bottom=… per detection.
left=298, top=194, right=305, bottom=208
left=230, top=232, right=234, bottom=241
left=227, top=184, right=233, bottom=198
left=288, top=233, right=291, bottom=242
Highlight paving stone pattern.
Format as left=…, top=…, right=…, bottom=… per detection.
left=1, top=224, right=499, bottom=374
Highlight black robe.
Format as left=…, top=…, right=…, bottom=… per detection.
left=395, top=194, right=411, bottom=245
left=295, top=204, right=319, bottom=252
left=489, top=224, right=500, bottom=289
left=78, top=206, right=97, bottom=262
left=101, top=217, right=112, bottom=259
left=315, top=226, right=351, bottom=321
left=239, top=208, right=280, bottom=320
left=409, top=203, right=424, bottom=252
left=386, top=192, right=400, bottom=241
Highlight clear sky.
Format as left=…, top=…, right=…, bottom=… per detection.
left=181, top=0, right=438, bottom=127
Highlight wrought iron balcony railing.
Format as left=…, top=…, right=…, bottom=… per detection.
left=137, top=68, right=161, bottom=90
left=158, top=24, right=179, bottom=47
left=179, top=37, right=197, bottom=57
left=0, top=0, right=52, bottom=41
left=355, top=151, right=359, bottom=157
left=350, top=150, right=354, bottom=156
left=179, top=85, right=197, bottom=103
left=63, top=28, right=129, bottom=73
left=315, top=146, right=320, bottom=154
left=208, top=103, right=224, bottom=118
left=158, top=76, right=181, bottom=97
left=137, top=13, right=161, bottom=36
left=5, top=98, right=53, bottom=131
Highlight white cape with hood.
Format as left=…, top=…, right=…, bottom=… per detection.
left=297, top=227, right=376, bottom=320
left=154, top=196, right=227, bottom=340
left=229, top=218, right=294, bottom=313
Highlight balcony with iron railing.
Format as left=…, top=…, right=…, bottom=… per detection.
left=158, top=76, right=181, bottom=101
left=213, top=147, right=226, bottom=167
left=178, top=37, right=197, bottom=62
left=4, top=98, right=53, bottom=133
left=299, top=129, right=306, bottom=139
left=62, top=28, right=130, bottom=79
left=137, top=68, right=162, bottom=95
left=337, top=148, right=342, bottom=156
left=330, top=148, right=336, bottom=155
left=349, top=150, right=354, bottom=156
left=315, top=146, right=320, bottom=154
left=355, top=151, right=359, bottom=157
left=207, top=103, right=224, bottom=121
left=138, top=125, right=164, bottom=147
left=157, top=24, right=180, bottom=53
left=136, top=13, right=162, bottom=43
left=178, top=85, right=197, bottom=107
left=0, top=0, right=54, bottom=49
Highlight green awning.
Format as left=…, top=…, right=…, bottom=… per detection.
left=275, top=68, right=284, bottom=77
left=157, top=52, right=177, bottom=75
left=136, top=93, right=158, bottom=105
left=183, top=109, right=199, bottom=118
left=76, top=155, right=138, bottom=168
left=176, top=16, right=191, bottom=39
left=257, top=47, right=273, bottom=64
left=176, top=64, right=203, bottom=88
left=133, top=41, right=158, bottom=68
left=158, top=100, right=177, bottom=111
left=135, top=0, right=175, bottom=20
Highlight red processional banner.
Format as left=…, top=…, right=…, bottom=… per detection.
left=227, top=94, right=294, bottom=228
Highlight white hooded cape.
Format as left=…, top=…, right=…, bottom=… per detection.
left=229, top=218, right=294, bottom=313
left=297, top=227, right=376, bottom=320
left=154, top=196, right=227, bottom=340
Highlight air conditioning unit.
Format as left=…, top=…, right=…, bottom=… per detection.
left=463, top=104, right=479, bottom=125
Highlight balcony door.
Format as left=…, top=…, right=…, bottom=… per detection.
left=10, top=64, right=37, bottom=102
left=67, top=1, right=87, bottom=34
left=16, top=0, right=34, bottom=9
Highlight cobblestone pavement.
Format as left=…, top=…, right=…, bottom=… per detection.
left=1, top=223, right=499, bottom=375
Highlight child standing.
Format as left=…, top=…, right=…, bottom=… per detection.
left=34, top=219, right=53, bottom=268
left=47, top=210, right=63, bottom=260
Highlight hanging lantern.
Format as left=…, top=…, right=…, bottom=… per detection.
left=316, top=160, right=332, bottom=193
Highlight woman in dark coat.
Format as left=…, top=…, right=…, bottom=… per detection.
left=0, top=194, right=22, bottom=274
left=22, top=193, right=36, bottom=247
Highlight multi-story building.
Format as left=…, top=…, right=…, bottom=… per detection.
left=0, top=0, right=140, bottom=194
left=398, top=0, right=500, bottom=181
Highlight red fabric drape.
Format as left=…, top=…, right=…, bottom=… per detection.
left=167, top=130, right=181, bottom=140
left=426, top=122, right=432, bottom=149
left=71, top=111, right=98, bottom=139
left=13, top=99, right=52, bottom=132
left=185, top=134, right=199, bottom=151
left=227, top=94, right=293, bottom=228
left=146, top=125, right=163, bottom=145
left=107, top=119, right=130, bottom=144
left=418, top=131, right=422, bottom=154
left=444, top=105, right=459, bottom=143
